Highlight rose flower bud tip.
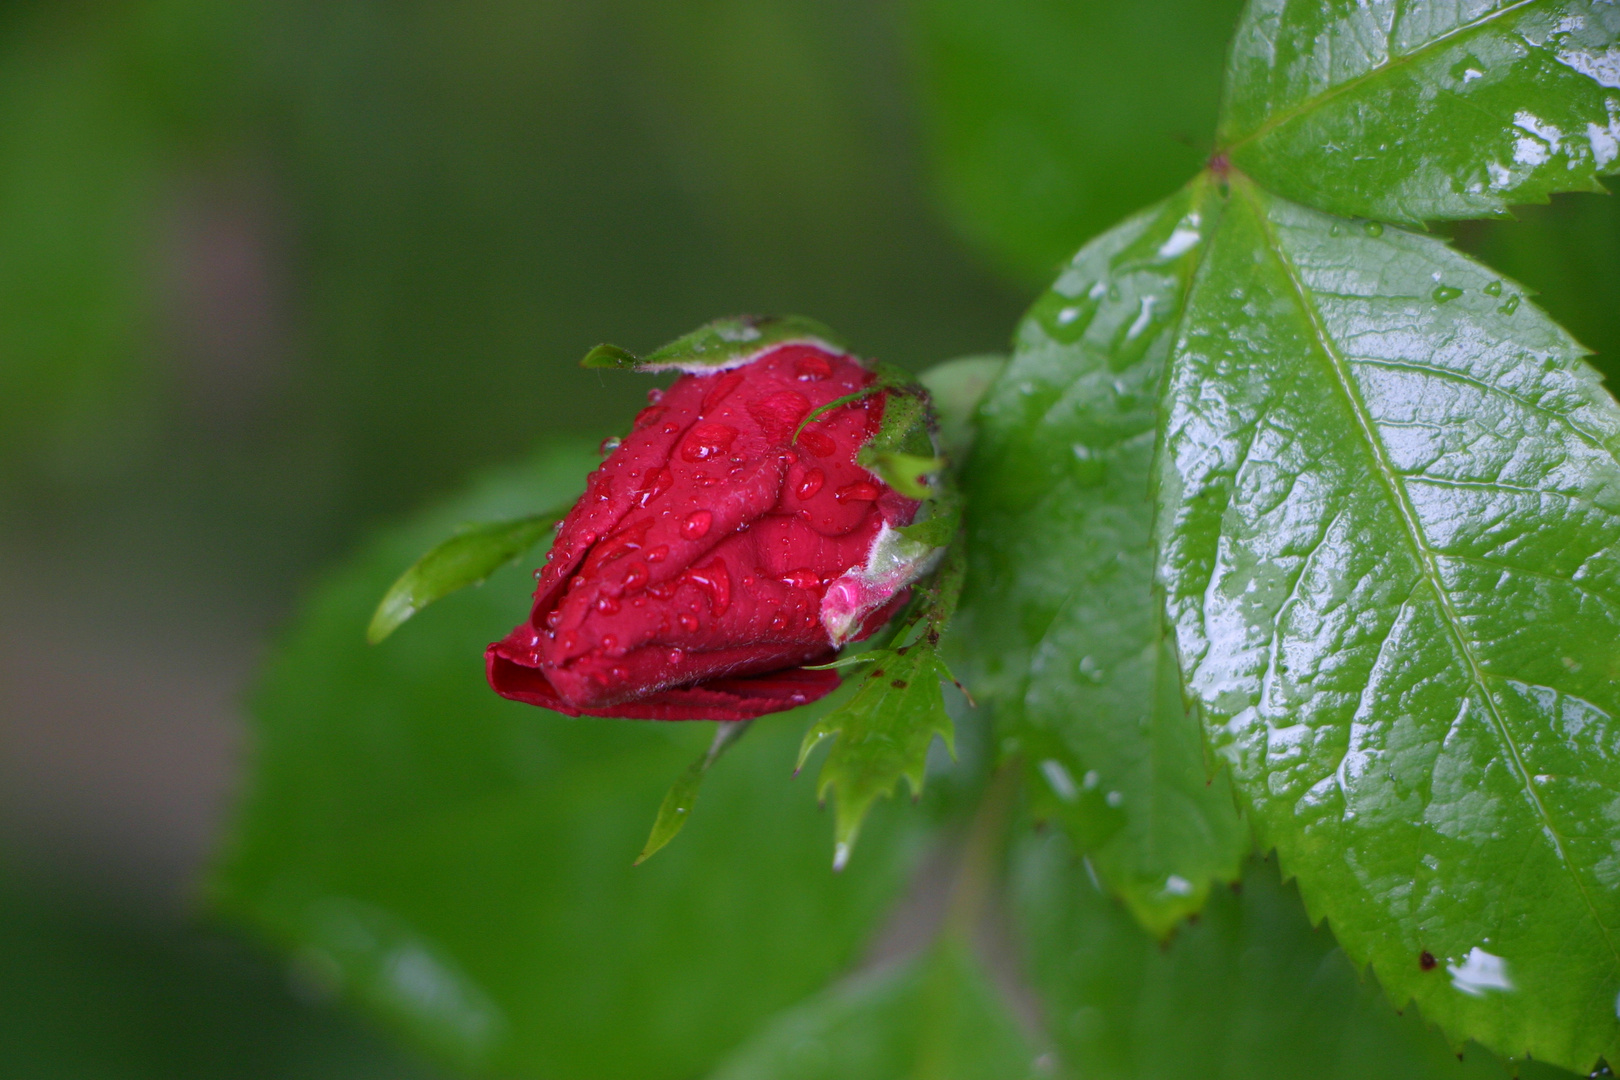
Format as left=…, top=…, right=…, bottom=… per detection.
left=487, top=340, right=937, bottom=721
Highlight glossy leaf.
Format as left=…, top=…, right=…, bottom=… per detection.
left=917, top=354, right=1007, bottom=463
left=367, top=511, right=566, bottom=644
left=1010, top=831, right=1574, bottom=1080
left=908, top=0, right=1247, bottom=283
left=959, top=181, right=1248, bottom=936
left=582, top=314, right=847, bottom=373
left=1155, top=175, right=1620, bottom=1070
left=799, top=545, right=965, bottom=869
left=1219, top=0, right=1620, bottom=223
left=635, top=720, right=753, bottom=865
left=210, top=440, right=934, bottom=1079
left=706, top=942, right=1039, bottom=1080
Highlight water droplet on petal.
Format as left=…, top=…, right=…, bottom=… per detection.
left=596, top=596, right=620, bottom=615
left=638, top=467, right=674, bottom=507
left=559, top=631, right=579, bottom=652
left=680, top=422, right=738, bottom=462
left=686, top=558, right=731, bottom=615
left=633, top=405, right=667, bottom=430
left=680, top=510, right=713, bottom=539
left=622, top=562, right=649, bottom=592
left=666, top=648, right=684, bottom=665
left=782, top=568, right=820, bottom=590
left=598, top=435, right=622, bottom=456
left=1433, top=284, right=1463, bottom=303
left=647, top=387, right=664, bottom=404
left=795, top=354, right=833, bottom=381
left=834, top=481, right=880, bottom=503
left=545, top=609, right=563, bottom=629
left=796, top=468, right=825, bottom=500
left=646, top=544, right=669, bottom=563
left=678, top=613, right=700, bottom=632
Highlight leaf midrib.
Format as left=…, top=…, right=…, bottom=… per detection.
left=1233, top=173, right=1620, bottom=971
left=1219, top=0, right=1546, bottom=154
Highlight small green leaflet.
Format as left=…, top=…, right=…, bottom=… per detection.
left=582, top=313, right=847, bottom=373
left=1219, top=0, right=1620, bottom=223
left=636, top=721, right=754, bottom=865
left=1155, top=174, right=1620, bottom=1072
left=367, top=509, right=567, bottom=644
left=799, top=543, right=966, bottom=870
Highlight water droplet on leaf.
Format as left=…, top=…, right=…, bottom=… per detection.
left=1432, top=284, right=1463, bottom=303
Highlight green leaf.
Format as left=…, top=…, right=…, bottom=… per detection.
left=583, top=314, right=847, bottom=372
left=958, top=180, right=1248, bottom=936
left=799, top=545, right=967, bottom=869
left=908, top=0, right=1248, bottom=283
left=1155, top=174, right=1620, bottom=1070
left=367, top=510, right=566, bottom=644
left=706, top=942, right=1041, bottom=1080
left=1010, top=830, right=1575, bottom=1080
left=635, top=720, right=753, bottom=865
left=798, top=642, right=957, bottom=872
left=210, top=440, right=934, bottom=1079
left=1219, top=0, right=1620, bottom=223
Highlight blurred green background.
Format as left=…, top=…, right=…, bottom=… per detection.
left=2, top=0, right=1614, bottom=1073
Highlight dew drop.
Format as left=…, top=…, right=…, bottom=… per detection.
left=795, top=353, right=833, bottom=381
left=602, top=634, right=618, bottom=650
left=678, top=613, right=700, bottom=632
left=646, top=544, right=669, bottom=563
left=681, top=422, right=738, bottom=462
left=1329, top=223, right=1342, bottom=236
left=610, top=666, right=629, bottom=680
left=796, top=468, right=826, bottom=500
left=1432, top=284, right=1463, bottom=303
left=661, top=421, right=680, bottom=435
left=782, top=568, right=820, bottom=590
left=596, top=595, right=620, bottom=615
left=622, top=562, right=649, bottom=592
left=633, top=405, right=666, bottom=430
left=1499, top=294, right=1520, bottom=315
left=570, top=575, right=587, bottom=589
left=686, top=558, right=732, bottom=616
left=834, top=481, right=880, bottom=503
left=1483, top=279, right=1503, bottom=296
left=559, top=631, right=579, bottom=652
left=545, top=609, right=563, bottom=629
left=770, top=614, right=788, bottom=631
left=638, top=466, right=675, bottom=507
left=681, top=510, right=713, bottom=539
left=598, top=435, right=622, bottom=456
left=666, top=648, right=684, bottom=665
left=1362, top=220, right=1384, bottom=237
left=647, top=387, right=664, bottom=404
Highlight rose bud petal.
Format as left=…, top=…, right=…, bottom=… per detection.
left=486, top=339, right=940, bottom=721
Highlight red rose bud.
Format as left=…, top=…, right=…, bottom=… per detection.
left=487, top=341, right=942, bottom=721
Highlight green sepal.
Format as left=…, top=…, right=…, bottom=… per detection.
left=797, top=542, right=968, bottom=869
left=634, top=721, right=753, bottom=865
left=857, top=448, right=943, bottom=500
left=581, top=314, right=847, bottom=373
left=367, top=508, right=567, bottom=644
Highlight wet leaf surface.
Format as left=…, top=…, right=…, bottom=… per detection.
left=959, top=180, right=1248, bottom=936
left=1156, top=174, right=1620, bottom=1070
left=1220, top=0, right=1620, bottom=222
